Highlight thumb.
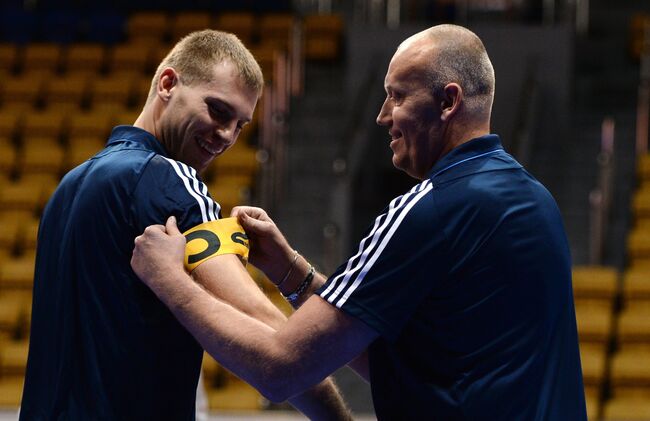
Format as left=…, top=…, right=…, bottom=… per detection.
left=238, top=212, right=265, bottom=234
left=166, top=215, right=182, bottom=236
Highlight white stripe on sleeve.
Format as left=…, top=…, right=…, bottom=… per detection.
left=163, top=158, right=217, bottom=223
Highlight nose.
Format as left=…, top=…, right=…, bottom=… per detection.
left=376, top=97, right=392, bottom=127
left=215, top=121, right=239, bottom=145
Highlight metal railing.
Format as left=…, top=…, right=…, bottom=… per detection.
left=257, top=22, right=304, bottom=214
left=589, top=117, right=616, bottom=265
left=322, top=57, right=384, bottom=272
left=636, top=23, right=650, bottom=156
left=510, top=63, right=539, bottom=167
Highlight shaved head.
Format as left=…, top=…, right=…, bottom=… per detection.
left=397, top=24, right=495, bottom=118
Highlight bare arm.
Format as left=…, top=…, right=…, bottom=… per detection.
left=192, top=256, right=351, bottom=419
left=131, top=218, right=379, bottom=403
left=230, top=206, right=372, bottom=380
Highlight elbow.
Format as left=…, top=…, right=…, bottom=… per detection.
left=254, top=358, right=302, bottom=403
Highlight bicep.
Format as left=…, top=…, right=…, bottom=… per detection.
left=192, top=255, right=288, bottom=329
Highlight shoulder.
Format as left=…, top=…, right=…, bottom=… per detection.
left=134, top=155, right=220, bottom=231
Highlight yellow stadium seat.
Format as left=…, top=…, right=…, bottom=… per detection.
left=127, top=12, right=169, bottom=44
left=1, top=74, right=46, bottom=109
left=623, top=269, right=650, bottom=303
left=206, top=180, right=251, bottom=216
left=575, top=302, right=614, bottom=344
left=249, top=46, right=280, bottom=84
left=580, top=343, right=607, bottom=389
left=611, top=383, right=650, bottom=400
left=22, top=43, right=62, bottom=74
left=0, top=291, right=31, bottom=335
left=0, top=217, right=21, bottom=253
left=207, top=378, right=262, bottom=411
left=572, top=265, right=618, bottom=301
left=0, top=139, right=16, bottom=177
left=603, top=396, right=650, bottom=420
left=610, top=348, right=650, bottom=388
left=212, top=142, right=259, bottom=177
left=21, top=110, right=68, bottom=140
left=148, top=43, right=172, bottom=73
left=20, top=173, right=59, bottom=209
left=259, top=13, right=296, bottom=52
left=584, top=387, right=600, bottom=421
left=213, top=12, right=256, bottom=46
left=0, top=44, right=17, bottom=74
left=0, top=377, right=24, bottom=408
left=618, top=305, right=650, bottom=345
left=18, top=217, right=39, bottom=253
left=88, top=74, right=137, bottom=111
left=68, top=111, right=114, bottom=140
left=107, top=43, right=153, bottom=75
left=132, top=75, right=154, bottom=110
left=0, top=179, right=42, bottom=213
left=0, top=109, right=23, bottom=138
left=632, top=188, right=650, bottom=226
left=202, top=353, right=225, bottom=386
left=65, top=136, right=104, bottom=170
left=638, top=153, right=650, bottom=181
left=629, top=13, right=650, bottom=60
left=0, top=254, right=35, bottom=289
left=42, top=73, right=90, bottom=111
left=0, top=338, right=29, bottom=376
left=112, top=109, right=140, bottom=126
left=18, top=136, right=65, bottom=176
left=304, top=14, right=344, bottom=61
left=63, top=43, right=106, bottom=75
left=628, top=226, right=650, bottom=267
left=170, top=12, right=212, bottom=41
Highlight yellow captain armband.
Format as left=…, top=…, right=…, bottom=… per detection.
left=183, top=217, right=249, bottom=272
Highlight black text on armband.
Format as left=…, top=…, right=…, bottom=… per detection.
left=231, top=232, right=248, bottom=246
left=185, top=230, right=221, bottom=264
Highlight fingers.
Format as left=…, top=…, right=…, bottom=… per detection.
left=231, top=206, right=270, bottom=221
left=165, top=215, right=182, bottom=236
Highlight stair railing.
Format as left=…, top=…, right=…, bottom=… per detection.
left=589, top=117, right=615, bottom=265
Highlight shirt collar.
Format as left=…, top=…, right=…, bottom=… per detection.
left=426, top=134, right=504, bottom=180
left=106, top=125, right=168, bottom=157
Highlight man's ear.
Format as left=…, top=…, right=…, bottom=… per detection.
left=440, top=83, right=463, bottom=122
left=157, top=67, right=179, bottom=102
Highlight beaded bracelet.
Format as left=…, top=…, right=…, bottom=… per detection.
left=283, top=265, right=315, bottom=305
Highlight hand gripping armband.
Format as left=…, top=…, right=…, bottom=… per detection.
left=183, top=217, right=249, bottom=272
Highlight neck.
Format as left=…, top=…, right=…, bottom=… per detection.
left=445, top=116, right=490, bottom=152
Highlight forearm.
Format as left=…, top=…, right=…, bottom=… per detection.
left=151, top=270, right=354, bottom=419
left=192, top=256, right=351, bottom=418
left=151, top=271, right=299, bottom=399
left=288, top=377, right=353, bottom=421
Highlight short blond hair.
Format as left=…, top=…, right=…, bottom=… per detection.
left=422, top=24, right=495, bottom=116
left=147, top=30, right=264, bottom=101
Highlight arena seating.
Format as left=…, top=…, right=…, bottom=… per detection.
left=0, top=8, right=345, bottom=412
left=599, top=152, right=650, bottom=420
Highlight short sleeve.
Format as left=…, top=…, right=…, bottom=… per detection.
left=317, top=181, right=448, bottom=342
left=132, top=155, right=222, bottom=233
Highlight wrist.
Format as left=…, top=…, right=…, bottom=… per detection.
left=266, top=245, right=300, bottom=282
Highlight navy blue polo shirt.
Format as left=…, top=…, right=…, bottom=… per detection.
left=21, top=126, right=221, bottom=420
left=319, top=135, right=586, bottom=420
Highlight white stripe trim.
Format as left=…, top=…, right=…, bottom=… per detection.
left=163, top=158, right=212, bottom=223
left=334, top=182, right=433, bottom=307
left=322, top=180, right=431, bottom=303
left=186, top=164, right=219, bottom=221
